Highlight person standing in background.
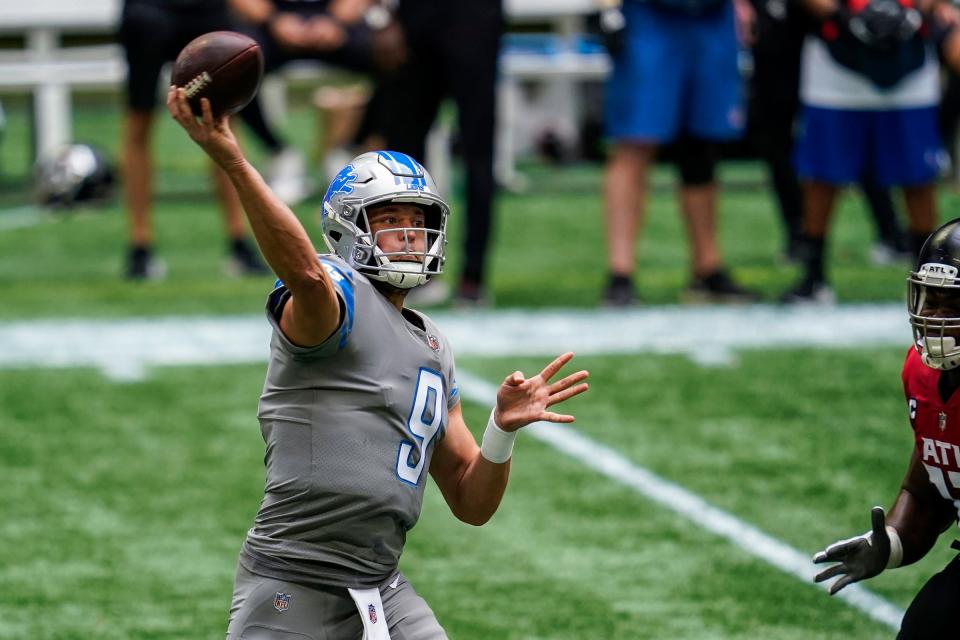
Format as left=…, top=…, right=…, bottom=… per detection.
left=119, top=0, right=267, bottom=279
left=746, top=0, right=911, bottom=268
left=600, top=0, right=760, bottom=306
left=357, top=0, right=503, bottom=306
left=780, top=0, right=960, bottom=303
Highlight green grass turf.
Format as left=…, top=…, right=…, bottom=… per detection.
left=1, top=350, right=952, bottom=638
left=1, top=93, right=957, bottom=639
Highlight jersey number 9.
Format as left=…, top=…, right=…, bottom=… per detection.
left=396, top=368, right=445, bottom=485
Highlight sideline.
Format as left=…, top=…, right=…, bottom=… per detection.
left=0, top=205, right=45, bottom=231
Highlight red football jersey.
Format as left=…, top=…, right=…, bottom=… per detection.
left=903, top=346, right=960, bottom=521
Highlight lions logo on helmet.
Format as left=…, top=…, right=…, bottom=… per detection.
left=908, top=218, right=960, bottom=370
left=321, top=151, right=449, bottom=290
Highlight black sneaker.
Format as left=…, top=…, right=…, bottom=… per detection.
left=226, top=238, right=269, bottom=277
left=782, top=237, right=805, bottom=266
left=602, top=275, right=639, bottom=307
left=125, top=246, right=167, bottom=281
left=683, top=269, right=760, bottom=304
left=779, top=277, right=836, bottom=305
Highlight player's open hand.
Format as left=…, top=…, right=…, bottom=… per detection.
left=494, top=352, right=589, bottom=432
left=166, top=86, right=244, bottom=171
left=813, top=506, right=892, bottom=595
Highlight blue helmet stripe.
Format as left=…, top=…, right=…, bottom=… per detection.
left=380, top=150, right=423, bottom=177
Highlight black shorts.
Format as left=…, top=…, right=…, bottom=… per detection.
left=898, top=551, right=960, bottom=639
left=118, top=0, right=234, bottom=112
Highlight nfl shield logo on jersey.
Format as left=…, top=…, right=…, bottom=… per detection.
left=368, top=603, right=378, bottom=624
left=274, top=592, right=291, bottom=612
left=426, top=334, right=440, bottom=352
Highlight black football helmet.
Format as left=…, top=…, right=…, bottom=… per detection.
left=908, top=219, right=960, bottom=370
left=33, top=144, right=115, bottom=208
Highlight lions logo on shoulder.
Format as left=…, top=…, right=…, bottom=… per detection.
left=274, top=591, right=291, bottom=612
left=426, top=334, right=440, bottom=352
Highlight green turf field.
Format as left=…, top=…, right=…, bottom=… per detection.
left=1, top=93, right=959, bottom=638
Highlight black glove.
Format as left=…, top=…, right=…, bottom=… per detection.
left=836, top=0, right=922, bottom=50
left=598, top=7, right=627, bottom=56
left=813, top=506, right=892, bottom=595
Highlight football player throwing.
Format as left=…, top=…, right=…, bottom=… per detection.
left=166, top=88, right=590, bottom=639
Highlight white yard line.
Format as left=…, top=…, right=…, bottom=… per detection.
left=0, top=304, right=911, bottom=379
left=456, top=369, right=905, bottom=631
left=0, top=206, right=45, bottom=231
left=0, top=305, right=910, bottom=629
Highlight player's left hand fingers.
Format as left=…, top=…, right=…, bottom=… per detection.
left=548, top=370, right=589, bottom=394
left=828, top=574, right=858, bottom=596
left=539, top=411, right=575, bottom=424
left=502, top=370, right=524, bottom=387
left=814, top=563, right=849, bottom=584
left=546, top=382, right=589, bottom=407
left=538, top=352, right=574, bottom=382
left=815, top=537, right=863, bottom=563
left=870, top=506, right=888, bottom=538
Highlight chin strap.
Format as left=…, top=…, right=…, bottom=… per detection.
left=921, top=337, right=960, bottom=370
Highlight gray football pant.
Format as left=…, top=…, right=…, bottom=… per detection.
left=226, top=563, right=448, bottom=640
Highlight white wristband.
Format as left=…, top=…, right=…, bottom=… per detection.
left=480, top=409, right=516, bottom=464
left=886, top=525, right=903, bottom=569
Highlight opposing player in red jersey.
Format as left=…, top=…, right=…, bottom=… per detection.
left=814, top=217, right=960, bottom=638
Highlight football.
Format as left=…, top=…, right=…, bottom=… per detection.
left=171, top=31, right=264, bottom=117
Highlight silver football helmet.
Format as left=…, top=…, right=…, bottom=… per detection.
left=908, top=219, right=960, bottom=370
left=321, top=151, right=449, bottom=289
left=33, top=143, right=114, bottom=208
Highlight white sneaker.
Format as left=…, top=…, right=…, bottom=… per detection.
left=870, top=242, right=911, bottom=266
left=268, top=148, right=309, bottom=205
left=780, top=278, right=836, bottom=305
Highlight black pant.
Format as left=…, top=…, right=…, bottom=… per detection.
left=120, top=0, right=233, bottom=111
left=898, top=552, right=960, bottom=639
left=361, top=2, right=502, bottom=286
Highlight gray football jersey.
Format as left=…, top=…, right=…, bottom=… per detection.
left=240, top=255, right=460, bottom=589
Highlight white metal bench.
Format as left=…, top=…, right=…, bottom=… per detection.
left=0, top=0, right=608, bottom=186
left=497, top=31, right=610, bottom=189
left=0, top=0, right=122, bottom=158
